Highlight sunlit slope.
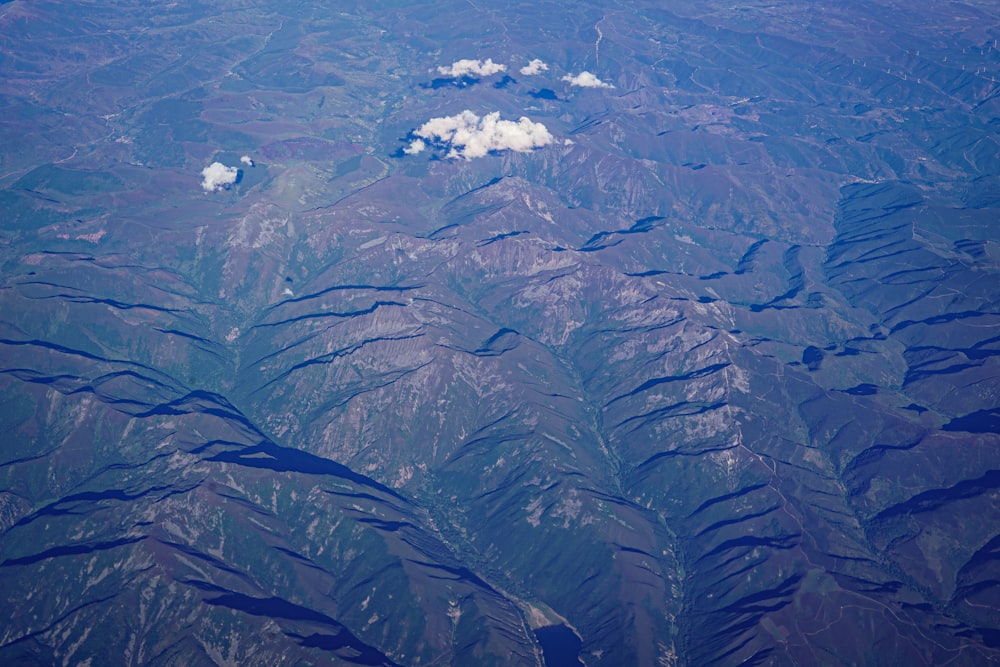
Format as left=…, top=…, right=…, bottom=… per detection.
left=1, top=0, right=999, bottom=665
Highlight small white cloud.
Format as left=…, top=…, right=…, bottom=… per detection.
left=562, top=71, right=614, bottom=88
left=201, top=162, right=238, bottom=192
left=403, top=138, right=426, bottom=155
left=240, top=155, right=254, bottom=167
left=410, top=110, right=553, bottom=160
left=437, top=58, right=507, bottom=78
left=520, top=59, right=549, bottom=76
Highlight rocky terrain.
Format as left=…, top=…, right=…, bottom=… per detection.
left=1, top=0, right=999, bottom=665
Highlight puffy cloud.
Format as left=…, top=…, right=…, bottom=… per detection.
left=520, top=59, right=549, bottom=76
left=403, top=138, right=426, bottom=155
left=201, top=162, right=238, bottom=192
left=409, top=110, right=553, bottom=160
left=240, top=155, right=254, bottom=167
left=437, top=58, right=507, bottom=78
left=562, top=71, right=614, bottom=88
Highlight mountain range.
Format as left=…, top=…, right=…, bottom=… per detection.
left=1, top=0, right=999, bottom=664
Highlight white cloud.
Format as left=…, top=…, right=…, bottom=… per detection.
left=437, top=58, right=507, bottom=78
left=403, top=138, right=426, bottom=155
left=201, top=162, right=238, bottom=192
left=410, top=110, right=553, bottom=160
left=240, top=155, right=254, bottom=167
left=562, top=71, right=614, bottom=88
left=520, top=59, right=549, bottom=76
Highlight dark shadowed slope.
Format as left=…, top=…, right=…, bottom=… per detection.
left=1, top=0, right=999, bottom=665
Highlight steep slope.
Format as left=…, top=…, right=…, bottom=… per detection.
left=1, top=0, right=999, bottom=665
